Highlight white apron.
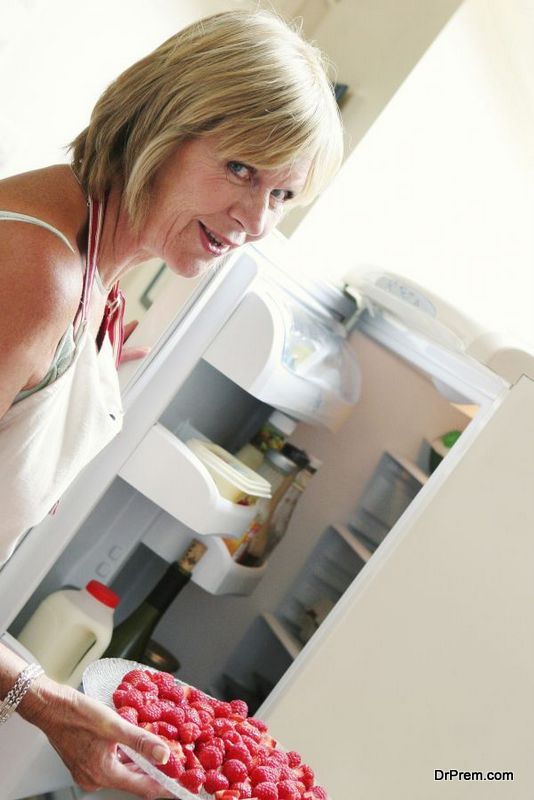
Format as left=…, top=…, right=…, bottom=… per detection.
left=0, top=198, right=124, bottom=566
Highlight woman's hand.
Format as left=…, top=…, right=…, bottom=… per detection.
left=22, top=675, right=173, bottom=798
left=119, top=320, right=151, bottom=364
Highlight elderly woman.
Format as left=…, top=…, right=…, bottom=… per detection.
left=0, top=8, right=342, bottom=797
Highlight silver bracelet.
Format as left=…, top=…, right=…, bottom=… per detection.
left=0, top=663, right=44, bottom=725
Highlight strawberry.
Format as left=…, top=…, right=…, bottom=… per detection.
left=158, top=752, right=184, bottom=779
left=254, top=782, right=278, bottom=800
left=116, top=706, right=138, bottom=724
left=204, top=769, right=230, bottom=793
left=223, top=759, right=248, bottom=783
left=180, top=767, right=206, bottom=794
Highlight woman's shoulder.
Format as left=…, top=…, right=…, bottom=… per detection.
left=0, top=167, right=87, bottom=375
left=0, top=165, right=86, bottom=312
left=0, top=164, right=86, bottom=255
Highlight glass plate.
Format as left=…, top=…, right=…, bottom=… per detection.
left=82, top=657, right=213, bottom=800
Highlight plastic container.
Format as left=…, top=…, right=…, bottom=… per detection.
left=236, top=411, right=297, bottom=471
left=187, top=439, right=272, bottom=503
left=17, top=581, right=119, bottom=687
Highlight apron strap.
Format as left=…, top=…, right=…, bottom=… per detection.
left=74, top=196, right=125, bottom=367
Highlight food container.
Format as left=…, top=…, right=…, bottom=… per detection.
left=187, top=439, right=272, bottom=503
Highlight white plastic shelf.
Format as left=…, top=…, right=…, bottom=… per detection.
left=261, top=612, right=303, bottom=660
left=192, top=536, right=267, bottom=596
left=203, top=278, right=360, bottom=432
left=119, top=424, right=257, bottom=537
left=331, top=524, right=373, bottom=563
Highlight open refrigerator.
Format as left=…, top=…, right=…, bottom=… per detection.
left=1, top=233, right=533, bottom=800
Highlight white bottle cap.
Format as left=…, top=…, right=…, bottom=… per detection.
left=268, top=411, right=297, bottom=436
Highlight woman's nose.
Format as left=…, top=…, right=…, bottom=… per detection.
left=231, top=191, right=270, bottom=237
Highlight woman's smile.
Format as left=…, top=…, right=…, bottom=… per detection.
left=141, top=135, right=311, bottom=277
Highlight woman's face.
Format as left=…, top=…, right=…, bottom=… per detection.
left=139, top=134, right=311, bottom=277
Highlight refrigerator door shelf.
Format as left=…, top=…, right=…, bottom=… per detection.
left=192, top=535, right=267, bottom=596
left=204, top=283, right=361, bottom=431
left=119, top=424, right=257, bottom=537
left=348, top=269, right=534, bottom=389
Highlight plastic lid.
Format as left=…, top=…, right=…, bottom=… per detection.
left=307, top=455, right=323, bottom=471
left=281, top=443, right=310, bottom=469
left=187, top=439, right=272, bottom=497
left=267, top=410, right=297, bottom=437
left=85, top=580, right=120, bottom=609
left=441, top=430, right=462, bottom=449
left=264, top=449, right=298, bottom=474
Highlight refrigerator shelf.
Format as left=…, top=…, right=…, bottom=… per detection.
left=192, top=536, right=267, bottom=596
left=261, top=612, right=303, bottom=660
left=119, top=423, right=257, bottom=537
left=331, top=524, right=373, bottom=563
left=203, top=278, right=360, bottom=431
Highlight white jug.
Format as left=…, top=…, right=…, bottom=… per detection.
left=17, top=580, right=119, bottom=687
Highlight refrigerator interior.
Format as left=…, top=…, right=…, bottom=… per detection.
left=4, top=243, right=514, bottom=799
left=7, top=316, right=483, bottom=800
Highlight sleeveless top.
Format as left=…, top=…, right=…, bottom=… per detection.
left=0, top=199, right=125, bottom=566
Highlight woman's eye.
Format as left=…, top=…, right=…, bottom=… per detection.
left=227, top=161, right=251, bottom=179
left=271, top=188, right=293, bottom=204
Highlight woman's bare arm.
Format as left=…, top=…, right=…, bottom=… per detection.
left=0, top=642, right=171, bottom=797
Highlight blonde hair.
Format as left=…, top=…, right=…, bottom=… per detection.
left=70, top=9, right=343, bottom=228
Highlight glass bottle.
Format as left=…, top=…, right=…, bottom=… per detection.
left=261, top=450, right=322, bottom=561
left=236, top=450, right=298, bottom=566
left=235, top=411, right=296, bottom=471
left=102, top=539, right=206, bottom=663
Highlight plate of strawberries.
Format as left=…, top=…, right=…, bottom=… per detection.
left=83, top=658, right=329, bottom=800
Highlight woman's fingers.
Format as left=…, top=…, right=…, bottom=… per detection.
left=119, top=345, right=151, bottom=364
left=123, top=320, right=140, bottom=341
left=113, top=715, right=170, bottom=766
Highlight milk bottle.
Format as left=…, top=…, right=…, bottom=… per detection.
left=18, top=580, right=119, bottom=687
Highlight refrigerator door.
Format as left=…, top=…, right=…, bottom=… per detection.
left=260, top=375, right=534, bottom=800
left=349, top=269, right=534, bottom=388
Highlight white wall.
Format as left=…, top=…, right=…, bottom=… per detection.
left=0, top=0, right=246, bottom=176
left=287, top=0, right=534, bottom=349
